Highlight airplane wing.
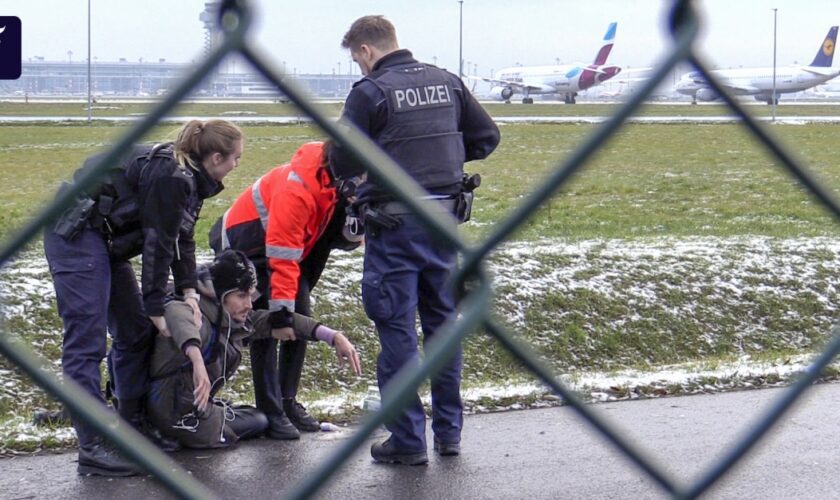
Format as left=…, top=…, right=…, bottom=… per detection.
left=721, top=84, right=760, bottom=95
left=474, top=76, right=547, bottom=92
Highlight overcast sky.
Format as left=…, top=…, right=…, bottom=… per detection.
left=7, top=1, right=840, bottom=76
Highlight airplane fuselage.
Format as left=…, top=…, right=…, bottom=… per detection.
left=491, top=64, right=621, bottom=99
left=676, top=66, right=840, bottom=101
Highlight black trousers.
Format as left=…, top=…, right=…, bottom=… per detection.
left=250, top=229, right=334, bottom=417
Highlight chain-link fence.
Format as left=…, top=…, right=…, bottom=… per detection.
left=2, top=1, right=839, bottom=498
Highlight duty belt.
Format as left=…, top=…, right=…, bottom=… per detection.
left=377, top=198, right=458, bottom=216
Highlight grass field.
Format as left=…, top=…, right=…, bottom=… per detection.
left=2, top=115, right=840, bottom=452
left=2, top=120, right=840, bottom=241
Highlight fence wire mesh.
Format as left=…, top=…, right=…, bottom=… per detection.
left=1, top=1, right=838, bottom=498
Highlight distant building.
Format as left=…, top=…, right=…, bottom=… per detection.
left=0, top=1, right=356, bottom=100
left=0, top=59, right=356, bottom=100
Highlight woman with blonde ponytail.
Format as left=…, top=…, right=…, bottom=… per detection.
left=43, top=119, right=244, bottom=477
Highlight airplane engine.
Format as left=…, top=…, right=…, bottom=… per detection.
left=695, top=88, right=719, bottom=101
left=490, top=86, right=514, bottom=101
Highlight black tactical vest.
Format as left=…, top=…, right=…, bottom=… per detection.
left=365, top=63, right=465, bottom=191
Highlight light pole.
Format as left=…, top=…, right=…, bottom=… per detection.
left=87, top=0, right=91, bottom=121
left=458, top=0, right=463, bottom=77
left=772, top=8, right=778, bottom=120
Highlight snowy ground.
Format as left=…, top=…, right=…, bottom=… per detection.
left=2, top=235, right=839, bottom=453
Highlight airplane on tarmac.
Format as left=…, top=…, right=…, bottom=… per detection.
left=675, top=25, right=840, bottom=104
left=475, top=22, right=621, bottom=104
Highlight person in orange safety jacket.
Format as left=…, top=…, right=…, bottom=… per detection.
left=209, top=140, right=361, bottom=438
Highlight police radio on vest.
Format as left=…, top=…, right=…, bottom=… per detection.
left=392, top=84, right=452, bottom=110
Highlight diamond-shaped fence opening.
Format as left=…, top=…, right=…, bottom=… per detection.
left=1, top=1, right=838, bottom=498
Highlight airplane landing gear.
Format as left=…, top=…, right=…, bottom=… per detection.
left=522, top=97, right=534, bottom=104
left=564, top=94, right=577, bottom=104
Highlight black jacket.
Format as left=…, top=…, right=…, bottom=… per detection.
left=85, top=144, right=222, bottom=316
left=331, top=49, right=500, bottom=202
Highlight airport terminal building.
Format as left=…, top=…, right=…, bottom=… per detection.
left=0, top=59, right=357, bottom=100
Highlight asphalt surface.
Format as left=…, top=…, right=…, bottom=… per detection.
left=4, top=382, right=840, bottom=499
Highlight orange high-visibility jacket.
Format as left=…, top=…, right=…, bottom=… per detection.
left=219, top=142, right=337, bottom=320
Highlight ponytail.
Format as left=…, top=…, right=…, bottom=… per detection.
left=174, top=119, right=243, bottom=170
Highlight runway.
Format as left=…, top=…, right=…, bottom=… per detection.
left=4, top=115, right=840, bottom=124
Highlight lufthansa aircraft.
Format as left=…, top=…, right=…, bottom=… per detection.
left=675, top=26, right=839, bottom=104
left=476, top=22, right=621, bottom=104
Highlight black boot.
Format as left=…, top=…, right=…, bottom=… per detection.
left=77, top=438, right=143, bottom=477
left=370, top=438, right=428, bottom=466
left=265, top=412, right=300, bottom=440
left=282, top=398, right=320, bottom=432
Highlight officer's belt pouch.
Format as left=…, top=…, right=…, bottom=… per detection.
left=455, top=191, right=474, bottom=224
left=53, top=182, right=96, bottom=241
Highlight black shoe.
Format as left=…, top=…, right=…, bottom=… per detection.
left=370, top=438, right=428, bottom=465
left=283, top=399, right=320, bottom=432
left=78, top=440, right=143, bottom=477
left=266, top=413, right=300, bottom=440
left=33, top=407, right=71, bottom=427
left=433, top=438, right=460, bottom=456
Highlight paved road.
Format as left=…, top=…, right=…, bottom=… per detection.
left=4, top=382, right=840, bottom=499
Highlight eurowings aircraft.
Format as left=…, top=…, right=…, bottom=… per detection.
left=675, top=26, right=840, bottom=104
left=478, top=22, right=621, bottom=104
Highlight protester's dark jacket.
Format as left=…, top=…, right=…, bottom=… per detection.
left=331, top=49, right=500, bottom=202
left=146, top=295, right=319, bottom=448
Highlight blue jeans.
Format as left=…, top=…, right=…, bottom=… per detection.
left=362, top=215, right=463, bottom=452
left=44, top=226, right=153, bottom=446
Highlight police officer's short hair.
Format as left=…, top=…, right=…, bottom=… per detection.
left=342, top=15, right=398, bottom=52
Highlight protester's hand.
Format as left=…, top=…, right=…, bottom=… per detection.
left=186, top=345, right=210, bottom=412
left=333, top=332, right=362, bottom=376
left=150, top=315, right=170, bottom=337
left=272, top=327, right=296, bottom=342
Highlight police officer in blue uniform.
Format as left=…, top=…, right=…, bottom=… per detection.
left=331, top=15, right=500, bottom=465
left=44, top=120, right=244, bottom=476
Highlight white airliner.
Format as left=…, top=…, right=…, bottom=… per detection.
left=476, top=22, right=621, bottom=104
left=675, top=26, right=839, bottom=104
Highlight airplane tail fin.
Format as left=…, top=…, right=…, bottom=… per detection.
left=592, top=22, right=617, bottom=65
left=809, top=26, right=838, bottom=67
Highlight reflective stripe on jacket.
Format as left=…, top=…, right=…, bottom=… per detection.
left=221, top=142, right=337, bottom=317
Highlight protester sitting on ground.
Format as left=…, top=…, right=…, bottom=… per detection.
left=145, top=249, right=362, bottom=449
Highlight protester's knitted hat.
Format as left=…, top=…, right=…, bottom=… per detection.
left=209, top=249, right=257, bottom=300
